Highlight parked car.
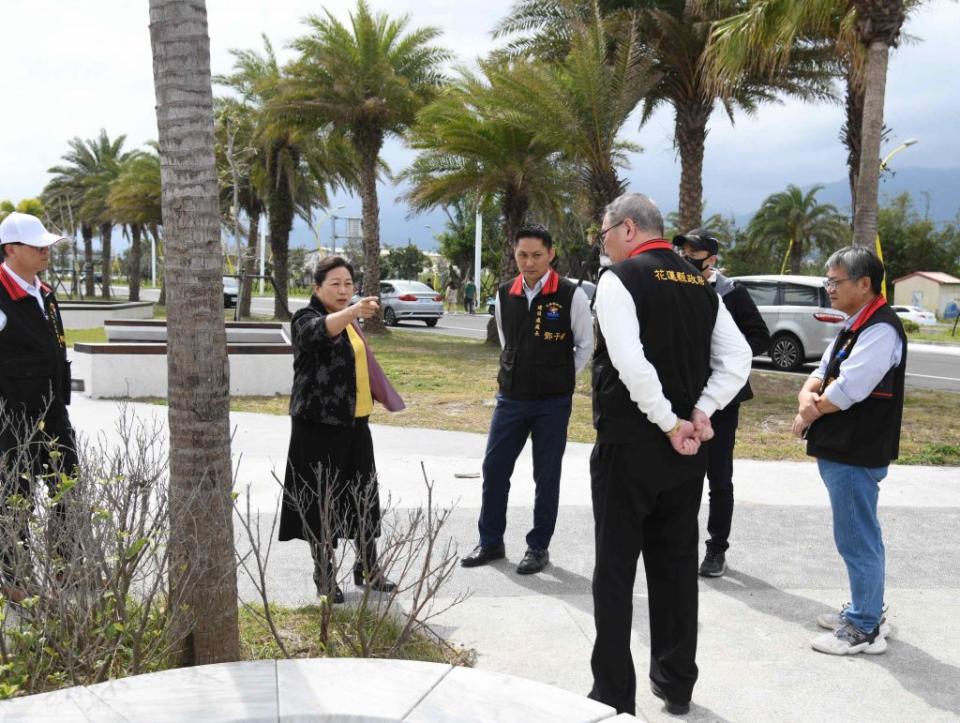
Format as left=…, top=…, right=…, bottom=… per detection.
left=730, top=274, right=846, bottom=371
left=223, top=276, right=239, bottom=308
left=486, top=277, right=597, bottom=315
left=890, top=304, right=936, bottom=326
left=380, top=279, right=444, bottom=326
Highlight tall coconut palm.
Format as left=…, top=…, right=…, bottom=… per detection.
left=491, top=3, right=651, bottom=226
left=286, top=0, right=449, bottom=332
left=747, top=184, right=850, bottom=273
left=707, top=0, right=913, bottom=245
left=108, top=145, right=162, bottom=301
left=45, top=130, right=131, bottom=297
left=402, top=61, right=570, bottom=279
left=148, top=0, right=239, bottom=665
left=496, top=0, right=835, bottom=232
left=216, top=36, right=350, bottom=320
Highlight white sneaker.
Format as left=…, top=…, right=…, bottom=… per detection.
left=817, top=602, right=893, bottom=638
left=811, top=622, right=887, bottom=656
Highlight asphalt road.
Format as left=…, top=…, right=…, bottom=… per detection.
left=117, top=289, right=960, bottom=392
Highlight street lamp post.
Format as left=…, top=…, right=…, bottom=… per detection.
left=313, top=204, right=345, bottom=255
left=876, top=138, right=918, bottom=297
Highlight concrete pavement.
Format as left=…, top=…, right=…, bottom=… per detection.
left=69, top=394, right=960, bottom=721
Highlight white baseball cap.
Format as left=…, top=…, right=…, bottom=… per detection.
left=0, top=212, right=67, bottom=247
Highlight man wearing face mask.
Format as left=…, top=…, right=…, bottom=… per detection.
left=674, top=231, right=769, bottom=578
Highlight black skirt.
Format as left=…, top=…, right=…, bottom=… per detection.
left=277, top=416, right=382, bottom=545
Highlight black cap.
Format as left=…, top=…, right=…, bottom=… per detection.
left=672, top=230, right=719, bottom=257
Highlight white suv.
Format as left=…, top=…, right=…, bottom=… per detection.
left=730, top=274, right=846, bottom=371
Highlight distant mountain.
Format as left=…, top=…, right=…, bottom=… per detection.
left=723, top=166, right=960, bottom=229
left=810, top=166, right=960, bottom=223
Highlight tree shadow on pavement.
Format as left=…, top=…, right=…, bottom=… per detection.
left=707, top=569, right=960, bottom=717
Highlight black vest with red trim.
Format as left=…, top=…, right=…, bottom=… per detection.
left=806, top=300, right=906, bottom=468
left=497, top=271, right=576, bottom=400
left=592, top=241, right=718, bottom=445
left=0, top=265, right=71, bottom=427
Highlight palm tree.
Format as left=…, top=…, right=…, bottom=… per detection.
left=402, top=61, right=570, bottom=279
left=747, top=184, right=850, bottom=273
left=45, top=130, right=131, bottom=298
left=148, top=0, right=239, bottom=665
left=216, top=36, right=349, bottom=320
left=108, top=145, right=162, bottom=301
left=286, top=0, right=449, bottom=331
left=492, top=2, right=649, bottom=226
left=707, top=0, right=912, bottom=246
left=497, top=0, right=835, bottom=232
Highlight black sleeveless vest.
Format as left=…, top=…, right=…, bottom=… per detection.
left=806, top=302, right=907, bottom=468
left=592, top=248, right=717, bottom=444
left=497, top=272, right=576, bottom=400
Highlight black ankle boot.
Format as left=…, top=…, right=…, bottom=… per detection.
left=311, top=544, right=344, bottom=604
left=354, top=540, right=397, bottom=592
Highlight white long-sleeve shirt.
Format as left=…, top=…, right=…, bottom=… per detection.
left=594, top=271, right=752, bottom=432
left=494, top=269, right=594, bottom=373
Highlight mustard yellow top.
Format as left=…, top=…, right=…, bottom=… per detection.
left=346, top=324, right=373, bottom=417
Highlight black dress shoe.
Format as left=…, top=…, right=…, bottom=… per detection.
left=516, top=547, right=549, bottom=575
left=650, top=680, right=690, bottom=716
left=460, top=543, right=505, bottom=568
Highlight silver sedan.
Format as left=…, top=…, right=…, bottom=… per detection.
left=379, top=279, right=444, bottom=327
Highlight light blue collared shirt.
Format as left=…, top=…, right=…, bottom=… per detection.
left=811, top=301, right=903, bottom=410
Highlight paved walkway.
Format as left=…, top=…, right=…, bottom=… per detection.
left=69, top=395, right=960, bottom=722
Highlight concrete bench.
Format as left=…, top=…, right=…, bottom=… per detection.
left=72, top=342, right=292, bottom=398
left=0, top=658, right=633, bottom=722
left=103, top=319, right=289, bottom=344
left=59, top=301, right=154, bottom=329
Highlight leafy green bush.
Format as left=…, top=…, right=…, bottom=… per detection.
left=901, top=318, right=920, bottom=333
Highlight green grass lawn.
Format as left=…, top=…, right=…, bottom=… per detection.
left=907, top=328, right=960, bottom=344
left=222, top=330, right=960, bottom=466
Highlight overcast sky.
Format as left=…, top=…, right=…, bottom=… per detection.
left=1, top=0, right=957, bottom=248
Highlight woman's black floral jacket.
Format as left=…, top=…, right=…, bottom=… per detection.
left=288, top=296, right=357, bottom=426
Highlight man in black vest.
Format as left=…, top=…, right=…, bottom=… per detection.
left=588, top=194, right=752, bottom=716
left=792, top=246, right=906, bottom=656
left=461, top=224, right=592, bottom=575
left=674, top=231, right=769, bottom=578
left=0, top=212, right=76, bottom=603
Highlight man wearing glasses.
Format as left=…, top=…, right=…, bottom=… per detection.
left=792, top=246, right=906, bottom=656
left=587, top=194, right=752, bottom=716
left=674, top=230, right=769, bottom=578
left=0, top=213, right=76, bottom=603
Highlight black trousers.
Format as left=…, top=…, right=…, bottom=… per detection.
left=588, top=441, right=704, bottom=715
left=705, top=402, right=740, bottom=553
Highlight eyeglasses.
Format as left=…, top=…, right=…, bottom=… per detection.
left=822, top=277, right=856, bottom=291
left=598, top=220, right=624, bottom=243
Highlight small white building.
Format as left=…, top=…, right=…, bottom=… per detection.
left=892, top=271, right=960, bottom=319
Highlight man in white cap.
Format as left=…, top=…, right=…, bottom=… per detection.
left=0, top=212, right=77, bottom=603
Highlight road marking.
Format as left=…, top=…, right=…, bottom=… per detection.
left=906, top=373, right=960, bottom=382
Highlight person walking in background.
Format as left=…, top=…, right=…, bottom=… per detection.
left=445, top=280, right=458, bottom=314
left=279, top=256, right=405, bottom=604
left=673, top=230, right=769, bottom=578
left=461, top=224, right=592, bottom=575
left=588, top=194, right=751, bottom=716
left=464, top=278, right=477, bottom=314
left=0, top=213, right=77, bottom=604
left=792, top=246, right=906, bottom=656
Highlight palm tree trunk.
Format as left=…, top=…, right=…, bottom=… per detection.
left=790, top=236, right=803, bottom=274
left=852, top=40, right=889, bottom=247
left=149, top=0, right=239, bottom=666
left=357, top=136, right=385, bottom=333
left=499, top=188, right=528, bottom=281
left=129, top=223, right=142, bottom=301
left=267, top=145, right=295, bottom=320
left=239, top=209, right=259, bottom=318
left=82, top=224, right=95, bottom=297
left=675, top=103, right=712, bottom=233
left=100, top=223, right=112, bottom=299
left=842, top=64, right=863, bottom=218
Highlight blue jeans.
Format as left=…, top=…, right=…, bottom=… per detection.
left=478, top=393, right=573, bottom=551
left=817, top=458, right=887, bottom=633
